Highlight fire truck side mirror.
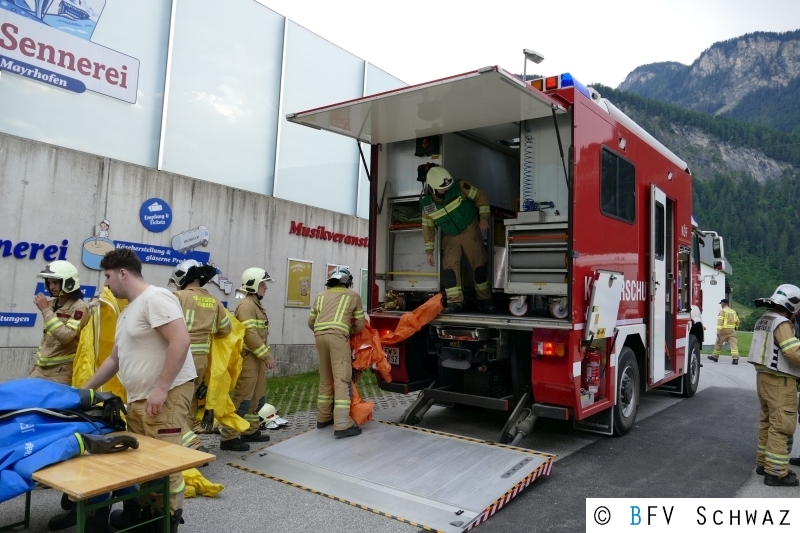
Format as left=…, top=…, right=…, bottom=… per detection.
left=712, top=236, right=724, bottom=259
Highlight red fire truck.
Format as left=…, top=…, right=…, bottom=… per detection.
left=287, top=66, right=724, bottom=442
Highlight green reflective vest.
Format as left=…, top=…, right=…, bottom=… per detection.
left=420, top=180, right=477, bottom=236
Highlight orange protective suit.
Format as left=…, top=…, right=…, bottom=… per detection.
left=347, top=294, right=443, bottom=425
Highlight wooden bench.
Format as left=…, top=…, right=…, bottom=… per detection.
left=6, top=432, right=213, bottom=533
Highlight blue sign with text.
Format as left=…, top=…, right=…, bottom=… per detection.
left=0, top=313, right=37, bottom=327
left=139, top=198, right=172, bottom=233
left=114, top=241, right=209, bottom=267
left=34, top=283, right=97, bottom=299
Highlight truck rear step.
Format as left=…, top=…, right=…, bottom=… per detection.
left=230, top=421, right=554, bottom=532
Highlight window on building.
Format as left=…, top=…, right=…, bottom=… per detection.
left=600, top=148, right=635, bottom=223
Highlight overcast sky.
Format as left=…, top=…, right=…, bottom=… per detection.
left=255, top=0, right=800, bottom=88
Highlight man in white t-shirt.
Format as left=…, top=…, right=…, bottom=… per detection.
left=84, top=248, right=196, bottom=532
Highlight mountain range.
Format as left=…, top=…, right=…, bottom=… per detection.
left=591, top=29, right=800, bottom=322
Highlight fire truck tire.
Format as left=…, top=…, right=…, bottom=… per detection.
left=613, top=348, right=639, bottom=436
left=679, top=335, right=701, bottom=398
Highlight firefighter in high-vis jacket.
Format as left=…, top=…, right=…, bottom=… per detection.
left=308, top=267, right=365, bottom=438
left=747, top=284, right=800, bottom=487
left=219, top=268, right=274, bottom=451
left=421, top=167, right=495, bottom=314
left=168, top=259, right=231, bottom=451
left=30, top=261, right=90, bottom=386
left=708, top=298, right=740, bottom=364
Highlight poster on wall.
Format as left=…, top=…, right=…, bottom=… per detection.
left=360, top=268, right=369, bottom=309
left=286, top=258, right=313, bottom=308
left=326, top=263, right=350, bottom=283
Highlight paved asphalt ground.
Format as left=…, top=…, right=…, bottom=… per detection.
left=4, top=356, right=797, bottom=533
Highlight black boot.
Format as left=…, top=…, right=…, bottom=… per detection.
left=110, top=498, right=144, bottom=531
left=86, top=506, right=112, bottom=533
left=47, top=506, right=76, bottom=531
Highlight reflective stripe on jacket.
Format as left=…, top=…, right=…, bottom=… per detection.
left=36, top=297, right=90, bottom=367
left=174, top=287, right=231, bottom=355
left=717, top=307, right=739, bottom=330
left=748, top=311, right=800, bottom=377
left=234, top=293, right=272, bottom=363
left=308, top=287, right=365, bottom=337
left=421, top=180, right=489, bottom=247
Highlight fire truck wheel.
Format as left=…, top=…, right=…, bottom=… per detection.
left=613, top=348, right=639, bottom=436
left=679, top=335, right=701, bottom=398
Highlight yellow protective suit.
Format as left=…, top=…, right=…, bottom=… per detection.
left=183, top=468, right=224, bottom=498
left=72, top=287, right=128, bottom=401
left=197, top=311, right=249, bottom=433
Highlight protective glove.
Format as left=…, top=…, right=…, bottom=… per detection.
left=196, top=381, right=208, bottom=400
left=201, top=409, right=215, bottom=432
left=93, top=391, right=127, bottom=430
left=80, top=433, right=139, bottom=454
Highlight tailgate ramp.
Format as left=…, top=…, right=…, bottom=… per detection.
left=230, top=421, right=554, bottom=533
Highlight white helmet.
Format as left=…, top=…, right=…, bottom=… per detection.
left=38, top=261, right=80, bottom=295
left=169, top=259, right=216, bottom=289
left=258, top=403, right=288, bottom=429
left=258, top=403, right=277, bottom=422
left=327, top=267, right=353, bottom=288
left=426, top=166, right=454, bottom=190
left=240, top=267, right=274, bottom=293
left=755, top=284, right=800, bottom=314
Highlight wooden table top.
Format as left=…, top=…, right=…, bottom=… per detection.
left=32, top=432, right=215, bottom=500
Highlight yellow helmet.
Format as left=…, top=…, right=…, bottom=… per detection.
left=38, top=260, right=80, bottom=295
left=240, top=267, right=274, bottom=293
left=426, top=167, right=454, bottom=190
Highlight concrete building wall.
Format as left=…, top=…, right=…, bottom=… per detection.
left=0, top=132, right=369, bottom=382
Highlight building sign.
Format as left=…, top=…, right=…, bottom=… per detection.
left=139, top=198, right=172, bottom=233
left=289, top=221, right=368, bottom=247
left=114, top=241, right=209, bottom=267
left=34, top=282, right=96, bottom=299
left=0, top=238, right=68, bottom=260
left=0, top=1, right=140, bottom=103
left=0, top=312, right=37, bottom=327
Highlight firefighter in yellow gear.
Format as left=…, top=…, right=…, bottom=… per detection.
left=747, top=284, right=800, bottom=486
left=421, top=167, right=494, bottom=314
left=220, top=268, right=275, bottom=451
left=30, top=261, right=90, bottom=385
left=708, top=298, right=740, bottom=363
left=309, top=267, right=365, bottom=438
left=168, top=259, right=232, bottom=451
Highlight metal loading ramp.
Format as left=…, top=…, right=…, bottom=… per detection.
left=229, top=421, right=554, bottom=533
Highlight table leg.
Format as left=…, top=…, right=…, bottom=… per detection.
left=76, top=499, right=86, bottom=533
left=162, top=475, right=171, bottom=533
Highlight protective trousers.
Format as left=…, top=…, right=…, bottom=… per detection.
left=315, top=332, right=354, bottom=431
left=183, top=352, right=208, bottom=449
left=29, top=362, right=73, bottom=386
left=126, top=380, right=193, bottom=515
left=756, top=372, right=798, bottom=478
left=441, top=219, right=490, bottom=306
left=247, top=356, right=268, bottom=429
left=713, top=329, right=739, bottom=359
left=219, top=353, right=261, bottom=441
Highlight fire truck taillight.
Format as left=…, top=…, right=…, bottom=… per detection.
left=532, top=341, right=565, bottom=358
left=544, top=76, right=559, bottom=90
left=530, top=78, right=544, bottom=91
left=378, top=329, right=392, bottom=338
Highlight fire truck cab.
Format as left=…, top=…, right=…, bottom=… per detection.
left=287, top=66, right=723, bottom=441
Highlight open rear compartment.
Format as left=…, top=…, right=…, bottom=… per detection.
left=366, top=79, right=576, bottom=410
left=287, top=68, right=577, bottom=420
